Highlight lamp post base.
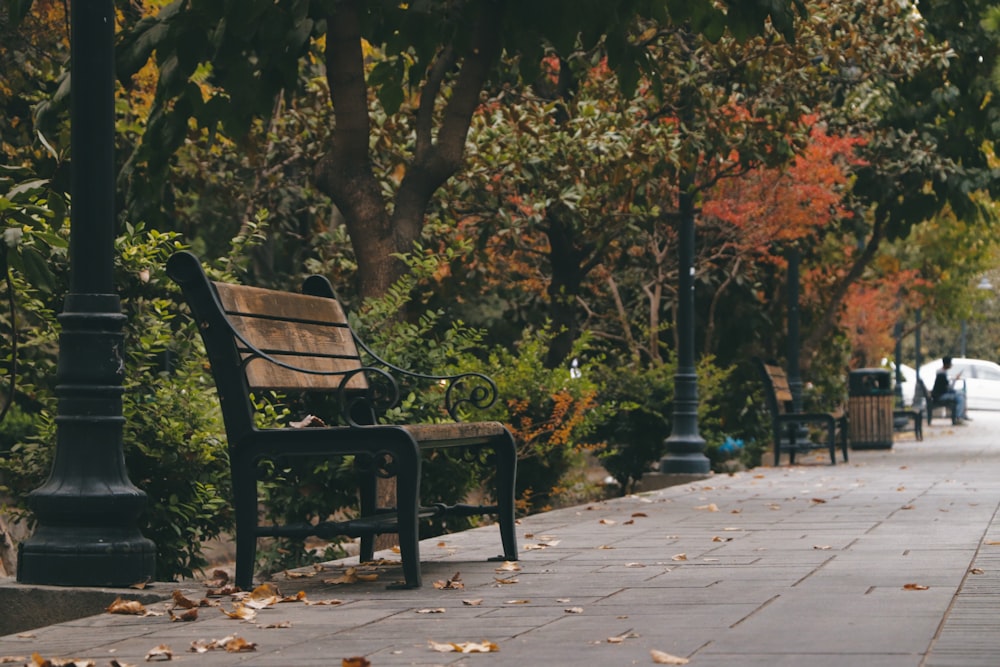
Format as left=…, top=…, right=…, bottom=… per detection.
left=18, top=526, right=155, bottom=587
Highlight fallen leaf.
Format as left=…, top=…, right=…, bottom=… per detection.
left=695, top=503, right=719, bottom=512
left=623, top=519, right=635, bottom=525
left=220, top=602, right=257, bottom=621
left=325, top=567, right=379, bottom=585
left=283, top=569, right=315, bottom=579
left=205, top=585, right=240, bottom=596
left=600, top=519, right=617, bottom=525
left=129, top=578, right=152, bottom=590
left=263, top=621, right=292, bottom=628
left=279, top=591, right=308, bottom=603
left=607, top=630, right=640, bottom=644
left=651, top=648, right=690, bottom=664
left=462, top=599, right=483, bottom=606
left=903, top=583, right=929, bottom=590
left=342, top=658, right=371, bottom=667
left=304, top=598, right=344, bottom=606
left=494, top=561, right=521, bottom=573
left=428, top=640, right=498, bottom=654
left=494, top=576, right=519, bottom=585
left=811, top=498, right=827, bottom=504
left=672, top=553, right=688, bottom=561
left=813, top=545, right=832, bottom=550
left=168, top=608, right=199, bottom=622
left=290, top=414, right=326, bottom=428
left=712, top=536, right=732, bottom=543
left=768, top=504, right=781, bottom=510
left=0, top=657, right=26, bottom=664
left=564, top=607, right=584, bottom=614
left=971, top=568, right=985, bottom=575
left=632, top=512, right=648, bottom=518
left=556, top=598, right=571, bottom=603
left=107, top=597, right=147, bottom=615
left=144, top=644, right=173, bottom=661
left=505, top=599, right=530, bottom=605
left=985, top=540, right=1000, bottom=545
left=597, top=544, right=615, bottom=550
left=110, top=660, right=137, bottom=667
left=171, top=590, right=200, bottom=609
left=416, top=608, right=446, bottom=614
left=625, top=562, right=646, bottom=568
left=437, top=541, right=448, bottom=547
left=189, top=635, right=256, bottom=653
left=433, top=572, right=464, bottom=590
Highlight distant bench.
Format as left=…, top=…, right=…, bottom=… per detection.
left=167, top=251, right=518, bottom=590
left=755, top=359, right=848, bottom=466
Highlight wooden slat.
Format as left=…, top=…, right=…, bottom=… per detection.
left=213, top=282, right=367, bottom=391
left=763, top=364, right=793, bottom=403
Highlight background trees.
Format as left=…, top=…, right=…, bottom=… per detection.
left=1, top=0, right=999, bottom=576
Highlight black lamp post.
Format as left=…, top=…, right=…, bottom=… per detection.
left=17, top=0, right=155, bottom=586
left=786, top=247, right=804, bottom=414
left=660, top=177, right=710, bottom=475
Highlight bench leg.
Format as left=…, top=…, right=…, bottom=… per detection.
left=389, top=442, right=422, bottom=590
left=357, top=467, right=377, bottom=563
left=489, top=435, right=519, bottom=562
left=232, top=455, right=258, bottom=591
left=915, top=412, right=923, bottom=441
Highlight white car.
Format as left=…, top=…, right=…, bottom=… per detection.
left=918, top=357, right=1000, bottom=412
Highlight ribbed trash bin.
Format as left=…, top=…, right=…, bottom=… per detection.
left=848, top=368, right=893, bottom=449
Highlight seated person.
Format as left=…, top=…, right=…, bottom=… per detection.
left=931, top=356, right=968, bottom=421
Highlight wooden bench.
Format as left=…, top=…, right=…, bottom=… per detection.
left=166, top=251, right=518, bottom=590
left=755, top=359, right=848, bottom=466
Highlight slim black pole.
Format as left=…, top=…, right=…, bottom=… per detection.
left=660, top=175, right=709, bottom=475
left=786, top=248, right=804, bottom=413
left=17, top=0, right=155, bottom=586
left=893, top=321, right=904, bottom=408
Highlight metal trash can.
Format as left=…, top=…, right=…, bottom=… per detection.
left=848, top=368, right=893, bottom=449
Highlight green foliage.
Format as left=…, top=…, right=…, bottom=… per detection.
left=0, top=197, right=232, bottom=581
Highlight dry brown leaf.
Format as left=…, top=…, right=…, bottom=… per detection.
left=428, top=640, right=498, bottom=654
left=462, top=599, right=483, bottom=606
left=189, top=635, right=257, bottom=653
left=607, top=630, right=639, bottom=644
left=168, top=608, right=199, bottom=622
left=811, top=498, right=827, bottom=504
left=625, top=562, right=646, bottom=568
left=263, top=621, right=293, bottom=628
left=813, top=545, right=832, bottom=550
left=695, top=503, right=719, bottom=512
left=651, top=649, right=690, bottom=664
left=289, top=414, right=326, bottom=428
left=632, top=512, right=648, bottom=518
left=205, top=585, right=240, bottom=596
left=222, top=636, right=257, bottom=653
left=0, top=658, right=26, bottom=664
left=110, top=660, right=137, bottom=667
left=493, top=576, right=519, bottom=585
left=220, top=602, right=257, bottom=621
left=597, top=544, right=615, bottom=550
left=564, top=607, right=584, bottom=614
left=623, top=519, right=636, bottom=525
left=171, top=590, right=200, bottom=609
left=129, top=578, right=152, bottom=590
left=416, top=608, right=447, bottom=614
left=433, top=572, right=465, bottom=590
left=279, top=591, right=308, bottom=603
left=671, top=553, right=688, bottom=561
left=304, top=598, right=344, bottom=606
left=505, top=599, right=531, bottom=605
left=325, top=567, right=379, bottom=585
left=903, top=583, right=929, bottom=590
left=342, top=658, right=371, bottom=667
left=971, top=568, right=985, bottom=575
left=712, top=536, right=732, bottom=543
left=985, top=540, right=1000, bottom=545
left=901, top=505, right=915, bottom=510
left=283, top=569, right=315, bottom=579
left=600, top=519, right=617, bottom=525
left=27, top=656, right=96, bottom=667
left=495, top=561, right=521, bottom=573
left=106, top=597, right=147, bottom=616
left=144, top=644, right=173, bottom=661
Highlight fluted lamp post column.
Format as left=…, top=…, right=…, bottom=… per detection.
left=17, top=0, right=155, bottom=586
left=660, top=179, right=710, bottom=475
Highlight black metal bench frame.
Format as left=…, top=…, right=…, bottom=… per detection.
left=167, top=251, right=518, bottom=590
left=915, top=379, right=959, bottom=425
left=755, top=359, right=848, bottom=466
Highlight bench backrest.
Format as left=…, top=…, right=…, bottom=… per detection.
left=167, top=251, right=369, bottom=437
left=756, top=359, right=792, bottom=417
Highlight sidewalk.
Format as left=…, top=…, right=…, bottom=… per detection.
left=3, top=412, right=1000, bottom=666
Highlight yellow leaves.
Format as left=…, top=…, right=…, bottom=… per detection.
left=428, top=640, right=499, bottom=654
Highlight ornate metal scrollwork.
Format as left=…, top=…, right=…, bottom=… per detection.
left=443, top=372, right=499, bottom=420
left=337, top=366, right=400, bottom=426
